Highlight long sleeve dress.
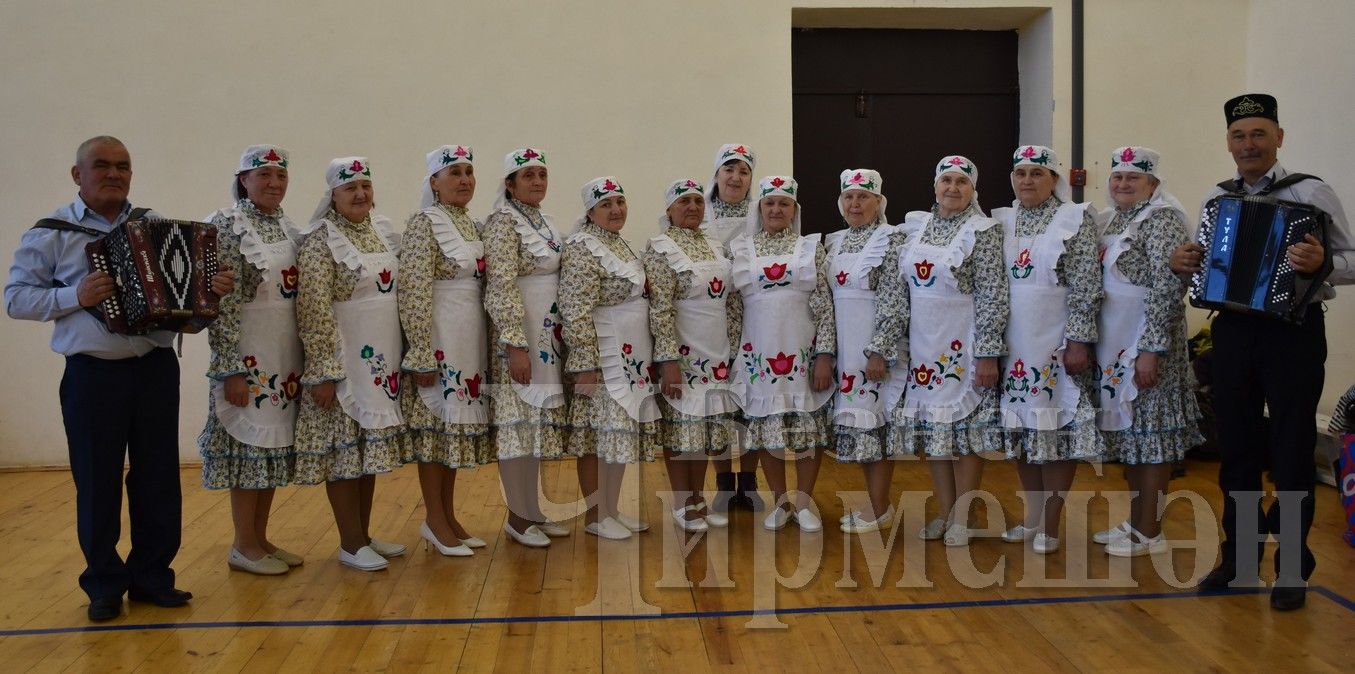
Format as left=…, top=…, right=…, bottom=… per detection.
left=998, top=195, right=1104, bottom=462
left=643, top=224, right=744, bottom=454
left=1096, top=202, right=1203, bottom=463
left=292, top=211, right=408, bottom=483
left=198, top=199, right=301, bottom=489
left=398, top=203, right=492, bottom=467
left=868, top=203, right=1009, bottom=457
left=482, top=199, right=568, bottom=459
left=732, top=227, right=837, bottom=453
left=558, top=221, right=660, bottom=464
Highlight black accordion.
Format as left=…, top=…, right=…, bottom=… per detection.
left=85, top=218, right=221, bottom=334
left=1189, top=193, right=1332, bottom=323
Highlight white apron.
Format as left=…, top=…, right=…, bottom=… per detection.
left=506, top=207, right=566, bottom=410
left=1094, top=213, right=1148, bottom=431
left=827, top=224, right=904, bottom=429
left=211, top=212, right=303, bottom=448
left=330, top=217, right=404, bottom=430
left=418, top=207, right=490, bottom=423
left=993, top=203, right=1087, bottom=430
left=649, top=234, right=742, bottom=417
left=896, top=212, right=994, bottom=425
left=731, top=232, right=834, bottom=417
left=569, top=232, right=660, bottom=422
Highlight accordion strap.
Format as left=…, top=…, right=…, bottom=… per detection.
left=29, top=207, right=153, bottom=237
left=1215, top=173, right=1321, bottom=196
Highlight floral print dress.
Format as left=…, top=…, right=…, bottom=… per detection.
left=1099, top=204, right=1203, bottom=464
left=558, top=221, right=660, bottom=464
left=738, top=227, right=837, bottom=452
left=482, top=199, right=567, bottom=460
left=199, top=199, right=300, bottom=489
left=1002, top=196, right=1104, bottom=463
left=643, top=224, right=744, bottom=454
left=292, top=211, right=408, bottom=484
left=398, top=204, right=491, bottom=467
left=869, top=204, right=1009, bottom=457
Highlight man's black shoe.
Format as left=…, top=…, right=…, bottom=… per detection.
left=88, top=597, right=121, bottom=621
left=1270, top=584, right=1307, bottom=611
left=128, top=588, right=193, bottom=608
left=1196, top=564, right=1236, bottom=592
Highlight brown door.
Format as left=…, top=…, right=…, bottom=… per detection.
left=793, top=28, right=1020, bottom=234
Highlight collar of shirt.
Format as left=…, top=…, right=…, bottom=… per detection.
left=1233, top=162, right=1287, bottom=193
left=61, top=194, right=132, bottom=230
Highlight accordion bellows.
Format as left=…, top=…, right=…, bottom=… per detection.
left=1189, top=194, right=1332, bottom=323
left=85, top=218, right=221, bottom=334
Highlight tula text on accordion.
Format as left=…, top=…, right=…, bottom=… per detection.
left=1189, top=194, right=1333, bottom=323
left=85, top=218, right=221, bottom=334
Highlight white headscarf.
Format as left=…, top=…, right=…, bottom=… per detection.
left=1010, top=144, right=1071, bottom=203
left=658, top=178, right=705, bottom=231
left=836, top=168, right=888, bottom=224
left=493, top=147, right=547, bottom=212
left=573, top=176, right=625, bottom=233
left=309, top=156, right=372, bottom=228
left=232, top=144, right=289, bottom=202
left=744, top=175, right=801, bottom=236
left=703, top=143, right=756, bottom=222
left=934, top=154, right=982, bottom=213
left=1104, top=145, right=1186, bottom=221
left=420, top=144, right=473, bottom=209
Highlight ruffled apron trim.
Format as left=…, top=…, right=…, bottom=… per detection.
left=566, top=231, right=645, bottom=288
left=421, top=207, right=482, bottom=271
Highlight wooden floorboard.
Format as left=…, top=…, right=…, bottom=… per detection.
left=0, top=457, right=1351, bottom=672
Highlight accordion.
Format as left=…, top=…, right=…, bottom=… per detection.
left=1189, top=194, right=1332, bottom=323
left=85, top=218, right=221, bottom=334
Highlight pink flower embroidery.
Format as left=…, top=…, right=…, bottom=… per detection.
left=434, top=350, right=445, bottom=362
left=835, top=270, right=849, bottom=286
left=1120, top=147, right=1136, bottom=163
left=849, top=172, right=866, bottom=184
left=708, top=277, right=724, bottom=295
left=522, top=149, right=540, bottom=160
left=769, top=177, right=785, bottom=189
left=742, top=342, right=753, bottom=352
left=948, top=157, right=965, bottom=166
left=1015, top=249, right=1032, bottom=267
left=622, top=343, right=633, bottom=355
left=950, top=340, right=963, bottom=352
left=454, top=146, right=469, bottom=158
left=1010, top=359, right=1027, bottom=379
left=349, top=160, right=365, bottom=173
left=840, top=373, right=856, bottom=393
left=1021, top=146, right=1037, bottom=159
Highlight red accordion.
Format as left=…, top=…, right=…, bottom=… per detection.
left=85, top=218, right=221, bottom=334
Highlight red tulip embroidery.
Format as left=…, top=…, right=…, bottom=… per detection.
left=240, top=354, right=300, bottom=410
left=337, top=159, right=371, bottom=181
left=1015, top=146, right=1050, bottom=166
left=712, top=361, right=729, bottom=381
left=911, top=259, right=936, bottom=287
left=912, top=364, right=936, bottom=388
left=622, top=343, right=633, bottom=355
left=277, top=265, right=299, bottom=299
left=514, top=148, right=544, bottom=165
left=839, top=373, right=855, bottom=393
left=360, top=345, right=399, bottom=401
left=475, top=256, right=486, bottom=279
left=253, top=148, right=287, bottom=168
left=911, top=340, right=966, bottom=392
left=707, top=276, right=725, bottom=298
left=835, top=270, right=849, bottom=286
left=376, top=268, right=395, bottom=293
left=1004, top=355, right=1058, bottom=403
left=760, top=262, right=791, bottom=288
left=1011, top=248, right=1034, bottom=279
left=433, top=348, right=486, bottom=405
left=768, top=352, right=796, bottom=376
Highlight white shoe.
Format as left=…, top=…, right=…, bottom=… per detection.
left=1002, top=525, right=1040, bottom=543
left=695, top=501, right=728, bottom=528
left=1093, top=521, right=1133, bottom=545
left=943, top=523, right=971, bottom=547
left=536, top=519, right=570, bottom=537
left=1105, top=529, right=1167, bottom=557
left=227, top=548, right=289, bottom=575
left=763, top=507, right=792, bottom=531
left=1032, top=532, right=1060, bottom=554
left=504, top=522, right=551, bottom=548
left=843, top=506, right=895, bottom=527
left=613, top=512, right=649, bottom=533
left=794, top=508, right=823, bottom=533
left=339, top=546, right=389, bottom=571
left=671, top=505, right=709, bottom=532
left=420, top=522, right=473, bottom=557
left=919, top=517, right=947, bottom=540
left=841, top=507, right=894, bottom=534
left=461, top=536, right=487, bottom=549
left=585, top=518, right=632, bottom=540
left=368, top=538, right=406, bottom=558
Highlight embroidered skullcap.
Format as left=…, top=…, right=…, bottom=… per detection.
left=421, top=144, right=473, bottom=209
left=660, top=178, right=705, bottom=231
left=934, top=155, right=978, bottom=186
left=495, top=147, right=547, bottom=211
left=745, top=175, right=801, bottom=236
left=1011, top=144, right=1070, bottom=202
left=704, top=143, right=756, bottom=222
left=837, top=169, right=888, bottom=223
left=582, top=176, right=625, bottom=212
left=1108, top=146, right=1160, bottom=176
left=310, top=156, right=372, bottom=227
left=1224, top=93, right=1278, bottom=126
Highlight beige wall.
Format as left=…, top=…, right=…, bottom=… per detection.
left=1, top=0, right=1345, bottom=467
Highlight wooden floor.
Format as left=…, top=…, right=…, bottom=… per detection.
left=0, top=457, right=1351, bottom=673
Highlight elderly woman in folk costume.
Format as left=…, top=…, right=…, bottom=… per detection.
left=702, top=143, right=766, bottom=512
left=867, top=156, right=1008, bottom=545
left=645, top=179, right=743, bottom=531
left=823, top=169, right=907, bottom=535
left=1092, top=146, right=1203, bottom=557
left=993, top=145, right=1103, bottom=554
left=558, top=177, right=660, bottom=540
left=482, top=148, right=570, bottom=548
left=730, top=176, right=837, bottom=532
left=199, top=145, right=305, bottom=575
left=398, top=145, right=493, bottom=557
left=293, top=157, right=408, bottom=571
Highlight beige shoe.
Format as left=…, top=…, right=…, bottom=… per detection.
left=228, top=548, right=289, bottom=576
left=585, top=518, right=632, bottom=540
left=368, top=538, right=407, bottom=557
left=536, top=520, right=570, bottom=537
left=268, top=547, right=304, bottom=567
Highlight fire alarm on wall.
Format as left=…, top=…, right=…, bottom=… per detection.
left=1069, top=168, right=1087, bottom=187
